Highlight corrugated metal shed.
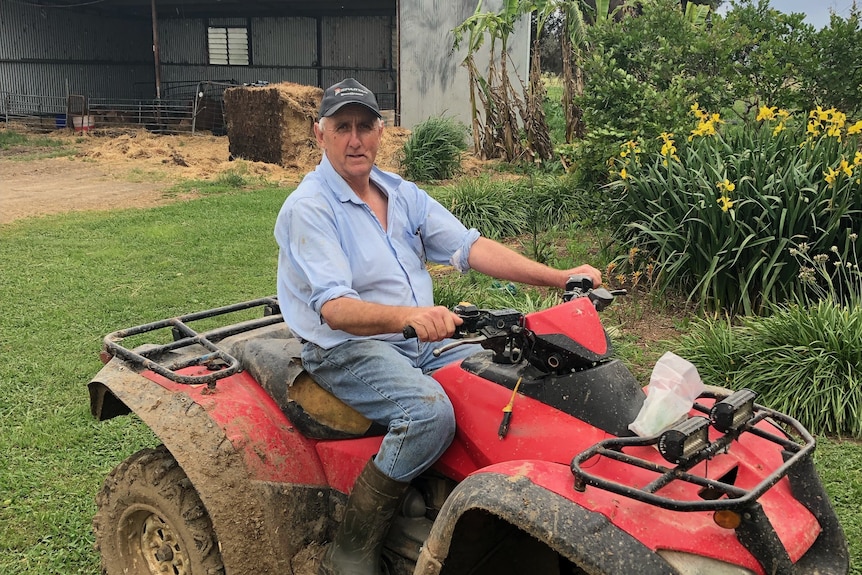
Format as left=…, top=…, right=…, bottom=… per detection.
left=0, top=0, right=528, bottom=129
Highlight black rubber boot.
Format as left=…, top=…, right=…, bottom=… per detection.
left=319, top=459, right=409, bottom=575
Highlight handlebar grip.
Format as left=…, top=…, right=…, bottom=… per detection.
left=402, top=325, right=417, bottom=339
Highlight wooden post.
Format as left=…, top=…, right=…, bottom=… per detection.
left=151, top=0, right=161, bottom=100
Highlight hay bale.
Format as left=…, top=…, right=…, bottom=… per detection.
left=223, top=82, right=322, bottom=167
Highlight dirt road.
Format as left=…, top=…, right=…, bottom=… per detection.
left=0, top=127, right=409, bottom=225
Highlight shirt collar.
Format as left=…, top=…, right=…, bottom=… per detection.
left=318, top=152, right=398, bottom=203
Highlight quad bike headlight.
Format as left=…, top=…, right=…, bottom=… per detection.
left=710, top=389, right=757, bottom=433
left=658, top=416, right=710, bottom=464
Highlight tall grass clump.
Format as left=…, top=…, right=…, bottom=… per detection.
left=675, top=232, right=862, bottom=438
left=675, top=301, right=862, bottom=438
left=401, top=116, right=469, bottom=182
left=608, top=104, right=862, bottom=315
left=433, top=176, right=526, bottom=239
left=432, top=174, right=585, bottom=245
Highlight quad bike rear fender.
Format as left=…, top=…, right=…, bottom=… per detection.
left=89, top=359, right=331, bottom=575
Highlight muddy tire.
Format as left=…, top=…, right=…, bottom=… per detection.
left=93, top=445, right=225, bottom=575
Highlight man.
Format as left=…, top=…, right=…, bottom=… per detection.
left=274, top=78, right=601, bottom=575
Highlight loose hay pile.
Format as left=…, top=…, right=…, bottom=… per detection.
left=224, top=82, right=322, bottom=169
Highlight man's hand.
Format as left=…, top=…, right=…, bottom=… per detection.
left=563, top=264, right=603, bottom=289
left=402, top=306, right=464, bottom=342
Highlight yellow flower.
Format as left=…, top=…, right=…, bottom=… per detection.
left=772, top=122, right=786, bottom=136
left=848, top=120, right=862, bottom=135
left=690, top=102, right=708, bottom=121
left=659, top=133, right=678, bottom=165
left=756, top=106, right=776, bottom=122
left=812, top=106, right=832, bottom=122
left=839, top=159, right=853, bottom=178
left=854, top=151, right=862, bottom=166
left=690, top=121, right=715, bottom=139
left=717, top=196, right=734, bottom=212
left=825, top=166, right=838, bottom=186
left=716, top=179, right=736, bottom=193
left=620, top=167, right=629, bottom=180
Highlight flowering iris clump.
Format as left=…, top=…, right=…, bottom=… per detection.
left=606, top=101, right=862, bottom=315
left=756, top=105, right=791, bottom=136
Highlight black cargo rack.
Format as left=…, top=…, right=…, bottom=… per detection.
left=570, top=391, right=815, bottom=513
left=102, top=297, right=282, bottom=388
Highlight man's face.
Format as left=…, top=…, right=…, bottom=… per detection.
left=314, top=105, right=383, bottom=186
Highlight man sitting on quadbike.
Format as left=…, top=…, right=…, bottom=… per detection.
left=274, top=77, right=603, bottom=575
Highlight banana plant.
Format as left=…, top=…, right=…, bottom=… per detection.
left=453, top=0, right=553, bottom=162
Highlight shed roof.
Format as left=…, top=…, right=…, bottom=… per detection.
left=29, top=0, right=394, bottom=19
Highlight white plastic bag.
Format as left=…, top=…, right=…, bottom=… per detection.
left=628, top=351, right=705, bottom=437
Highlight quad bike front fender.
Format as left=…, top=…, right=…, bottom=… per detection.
left=89, top=358, right=317, bottom=575
left=415, top=467, right=677, bottom=575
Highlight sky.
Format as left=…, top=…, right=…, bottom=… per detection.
left=718, top=1, right=857, bottom=28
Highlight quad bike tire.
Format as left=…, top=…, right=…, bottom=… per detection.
left=93, top=445, right=225, bottom=575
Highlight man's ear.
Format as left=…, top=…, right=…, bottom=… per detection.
left=313, top=121, right=325, bottom=146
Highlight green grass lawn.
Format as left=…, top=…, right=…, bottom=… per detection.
left=1, top=186, right=859, bottom=574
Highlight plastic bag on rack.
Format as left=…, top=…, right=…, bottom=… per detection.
left=628, top=351, right=705, bottom=437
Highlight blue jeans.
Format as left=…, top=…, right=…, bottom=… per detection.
left=301, top=337, right=478, bottom=482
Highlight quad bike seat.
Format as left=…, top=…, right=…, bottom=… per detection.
left=224, top=329, right=387, bottom=440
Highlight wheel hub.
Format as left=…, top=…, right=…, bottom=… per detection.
left=140, top=513, right=188, bottom=575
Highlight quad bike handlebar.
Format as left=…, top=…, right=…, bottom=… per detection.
left=402, top=274, right=626, bottom=361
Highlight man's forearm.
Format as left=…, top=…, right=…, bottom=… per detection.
left=467, top=237, right=567, bottom=288
left=320, top=298, right=411, bottom=336
left=321, top=297, right=462, bottom=342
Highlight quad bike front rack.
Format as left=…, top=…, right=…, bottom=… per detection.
left=570, top=390, right=850, bottom=574
left=570, top=390, right=815, bottom=512
left=102, top=296, right=282, bottom=389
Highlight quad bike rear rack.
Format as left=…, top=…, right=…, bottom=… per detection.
left=102, top=297, right=282, bottom=388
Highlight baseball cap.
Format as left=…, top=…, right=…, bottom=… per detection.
left=318, top=78, right=381, bottom=119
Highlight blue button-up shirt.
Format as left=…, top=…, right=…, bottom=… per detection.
left=275, top=154, right=480, bottom=349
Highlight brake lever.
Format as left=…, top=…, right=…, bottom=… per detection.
left=432, top=335, right=487, bottom=357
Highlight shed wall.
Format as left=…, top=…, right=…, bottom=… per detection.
left=0, top=2, right=152, bottom=98
left=398, top=0, right=531, bottom=129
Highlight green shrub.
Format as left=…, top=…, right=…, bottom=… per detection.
left=433, top=176, right=527, bottom=239
left=608, top=104, right=862, bottom=315
left=803, top=5, right=862, bottom=117
left=675, top=300, right=862, bottom=438
left=401, top=116, right=469, bottom=182
left=432, top=173, right=591, bottom=246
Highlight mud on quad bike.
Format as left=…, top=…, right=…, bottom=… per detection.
left=87, top=275, right=848, bottom=575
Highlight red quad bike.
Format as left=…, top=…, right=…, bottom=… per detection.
left=88, top=276, right=849, bottom=575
